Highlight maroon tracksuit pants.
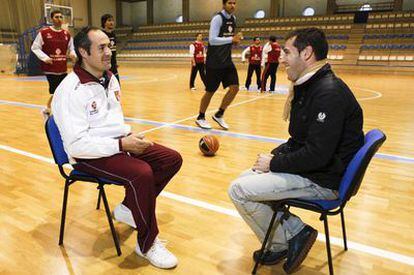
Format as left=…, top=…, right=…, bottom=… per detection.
left=73, top=143, right=183, bottom=253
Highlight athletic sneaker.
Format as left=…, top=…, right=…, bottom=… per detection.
left=113, top=203, right=136, bottom=228
left=212, top=115, right=229, bottom=130
left=190, top=87, right=196, bottom=91
left=135, top=237, right=178, bottom=269
left=195, top=119, right=212, bottom=129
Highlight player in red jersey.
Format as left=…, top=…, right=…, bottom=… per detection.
left=189, top=33, right=207, bottom=91
left=241, top=36, right=262, bottom=91
left=261, top=36, right=281, bottom=93
left=31, top=10, right=77, bottom=116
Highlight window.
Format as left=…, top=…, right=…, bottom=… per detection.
left=359, top=4, right=372, bottom=11
left=254, top=10, right=265, bottom=19
left=302, top=7, right=315, bottom=17
left=176, top=15, right=183, bottom=23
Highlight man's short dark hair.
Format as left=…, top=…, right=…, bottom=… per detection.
left=269, top=35, right=276, bottom=42
left=101, top=13, right=113, bottom=28
left=196, top=33, right=202, bottom=37
left=223, top=0, right=230, bottom=4
left=74, top=26, right=100, bottom=65
left=253, top=36, right=260, bottom=41
left=285, top=28, right=328, bottom=60
left=50, top=10, right=62, bottom=18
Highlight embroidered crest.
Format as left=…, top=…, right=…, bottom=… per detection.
left=316, top=112, right=326, bottom=123
left=89, top=101, right=98, bottom=115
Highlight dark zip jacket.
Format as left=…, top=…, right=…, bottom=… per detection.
left=270, top=64, right=364, bottom=190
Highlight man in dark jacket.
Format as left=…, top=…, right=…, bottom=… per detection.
left=228, top=28, right=363, bottom=273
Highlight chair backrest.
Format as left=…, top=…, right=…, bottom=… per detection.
left=45, top=115, right=69, bottom=166
left=338, top=129, right=386, bottom=204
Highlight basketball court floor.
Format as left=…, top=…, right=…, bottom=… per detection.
left=0, top=64, right=413, bottom=274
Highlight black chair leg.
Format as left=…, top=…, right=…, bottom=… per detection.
left=59, top=180, right=70, bottom=245
left=323, top=215, right=334, bottom=275
left=96, top=187, right=102, bottom=210
left=340, top=210, right=348, bottom=251
left=99, top=184, right=122, bottom=256
left=252, top=210, right=279, bottom=274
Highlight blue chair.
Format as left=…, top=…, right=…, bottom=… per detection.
left=45, top=116, right=123, bottom=256
left=253, top=129, right=386, bottom=275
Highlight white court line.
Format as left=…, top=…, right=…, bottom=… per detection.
left=353, top=87, right=383, bottom=101
left=125, top=73, right=178, bottom=84
left=140, top=93, right=274, bottom=134
left=1, top=143, right=413, bottom=267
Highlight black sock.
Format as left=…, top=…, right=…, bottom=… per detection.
left=197, top=113, right=205, bottom=120
left=215, top=108, right=225, bottom=118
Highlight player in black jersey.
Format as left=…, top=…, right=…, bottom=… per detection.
left=101, top=14, right=120, bottom=83
left=195, top=0, right=242, bottom=130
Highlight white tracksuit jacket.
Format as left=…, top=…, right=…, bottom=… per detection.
left=52, top=66, right=131, bottom=163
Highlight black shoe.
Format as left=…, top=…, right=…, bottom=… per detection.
left=283, top=225, right=318, bottom=274
left=253, top=249, right=287, bottom=265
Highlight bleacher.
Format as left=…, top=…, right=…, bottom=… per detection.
left=118, top=11, right=414, bottom=68
left=0, top=29, right=18, bottom=44
left=358, top=11, right=414, bottom=66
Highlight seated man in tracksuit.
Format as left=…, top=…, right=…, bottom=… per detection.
left=52, top=26, right=183, bottom=270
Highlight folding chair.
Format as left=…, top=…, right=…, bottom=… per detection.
left=253, top=129, right=386, bottom=275
left=45, top=116, right=123, bottom=256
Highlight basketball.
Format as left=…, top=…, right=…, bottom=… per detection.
left=199, top=135, right=219, bottom=156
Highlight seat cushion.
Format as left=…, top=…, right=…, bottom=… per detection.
left=70, top=169, right=123, bottom=185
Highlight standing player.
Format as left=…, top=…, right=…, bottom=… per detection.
left=241, top=36, right=262, bottom=91
left=195, top=0, right=242, bottom=130
left=31, top=10, right=76, bottom=116
left=101, top=14, right=120, bottom=83
left=261, top=35, right=281, bottom=93
left=189, top=33, right=206, bottom=91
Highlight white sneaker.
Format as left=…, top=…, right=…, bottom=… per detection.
left=212, top=115, right=229, bottom=130
left=190, top=87, right=196, bottom=91
left=113, top=203, right=136, bottom=228
left=135, top=237, right=178, bottom=269
left=195, top=118, right=212, bottom=129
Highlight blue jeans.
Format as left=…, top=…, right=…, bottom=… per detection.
left=228, top=169, right=338, bottom=252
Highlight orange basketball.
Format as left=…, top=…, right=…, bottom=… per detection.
left=199, top=135, right=220, bottom=156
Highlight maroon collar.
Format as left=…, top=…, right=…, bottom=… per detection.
left=73, top=64, right=113, bottom=86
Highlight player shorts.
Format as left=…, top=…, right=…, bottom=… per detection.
left=46, top=73, right=67, bottom=94
left=205, top=65, right=239, bottom=93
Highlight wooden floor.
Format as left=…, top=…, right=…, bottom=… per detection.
left=0, top=63, right=413, bottom=274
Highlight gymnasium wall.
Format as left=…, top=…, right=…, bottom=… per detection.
left=72, top=0, right=88, bottom=28
left=91, top=0, right=117, bottom=28
left=0, top=0, right=17, bottom=32
left=281, top=0, right=327, bottom=17
left=403, top=0, right=414, bottom=11
left=336, top=0, right=391, bottom=4
left=154, top=0, right=182, bottom=24
left=189, top=0, right=271, bottom=23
